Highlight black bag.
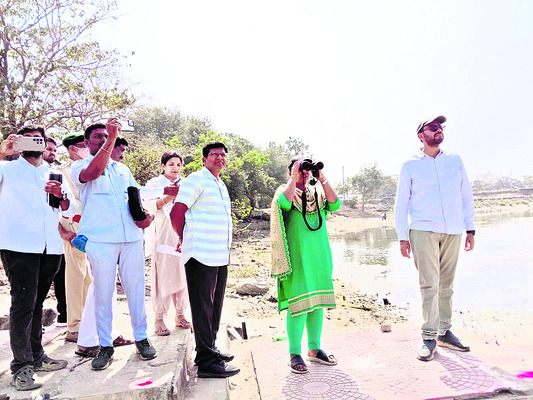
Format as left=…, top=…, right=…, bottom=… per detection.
left=127, top=186, right=146, bottom=221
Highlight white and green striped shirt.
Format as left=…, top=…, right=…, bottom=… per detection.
left=176, top=167, right=232, bottom=266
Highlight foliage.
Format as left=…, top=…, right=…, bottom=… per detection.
left=285, top=136, right=311, bottom=158
left=231, top=199, right=252, bottom=222
left=0, top=0, right=134, bottom=137
left=349, top=164, right=386, bottom=212
left=472, top=172, right=528, bottom=191
left=129, top=106, right=211, bottom=148
left=120, top=134, right=174, bottom=186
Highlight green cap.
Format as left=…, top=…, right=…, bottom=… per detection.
left=62, top=132, right=85, bottom=148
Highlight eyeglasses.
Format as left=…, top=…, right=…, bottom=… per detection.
left=423, top=124, right=445, bottom=132
left=208, top=152, right=227, bottom=158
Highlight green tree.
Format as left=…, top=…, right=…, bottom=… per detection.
left=350, top=164, right=385, bottom=212
left=0, top=0, right=134, bottom=137
left=285, top=136, right=311, bottom=158
left=129, top=105, right=211, bottom=148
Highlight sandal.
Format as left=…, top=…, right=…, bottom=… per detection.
left=307, top=349, right=337, bottom=366
left=175, top=315, right=192, bottom=330
left=112, top=335, right=135, bottom=347
left=154, top=320, right=170, bottom=336
left=289, top=354, right=308, bottom=374
left=11, top=365, right=42, bottom=391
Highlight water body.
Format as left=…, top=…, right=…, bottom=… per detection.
left=330, top=214, right=533, bottom=319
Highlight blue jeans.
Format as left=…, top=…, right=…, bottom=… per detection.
left=0, top=250, right=61, bottom=373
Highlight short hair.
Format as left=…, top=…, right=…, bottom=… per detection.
left=114, top=137, right=129, bottom=148
left=84, top=123, right=106, bottom=139
left=202, top=142, right=228, bottom=158
left=17, top=125, right=46, bottom=138
left=45, top=137, right=57, bottom=146
left=161, top=151, right=183, bottom=166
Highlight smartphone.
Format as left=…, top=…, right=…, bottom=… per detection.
left=118, top=119, right=135, bottom=132
left=13, top=136, right=45, bottom=151
left=48, top=173, right=63, bottom=208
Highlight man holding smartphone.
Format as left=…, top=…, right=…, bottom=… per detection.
left=0, top=126, right=77, bottom=391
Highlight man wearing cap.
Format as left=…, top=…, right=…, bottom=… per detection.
left=394, top=115, right=475, bottom=362
left=57, top=132, right=92, bottom=342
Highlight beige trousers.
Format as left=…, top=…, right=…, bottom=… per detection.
left=409, top=230, right=462, bottom=340
left=60, top=218, right=92, bottom=332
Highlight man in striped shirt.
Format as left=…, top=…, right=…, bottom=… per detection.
left=171, top=142, right=240, bottom=378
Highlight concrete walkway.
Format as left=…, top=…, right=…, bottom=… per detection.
left=251, top=324, right=533, bottom=400
left=0, top=299, right=229, bottom=400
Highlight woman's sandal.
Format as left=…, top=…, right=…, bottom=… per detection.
left=289, top=354, right=309, bottom=374
left=154, top=320, right=170, bottom=336
left=175, top=315, right=193, bottom=330
left=307, top=349, right=337, bottom=366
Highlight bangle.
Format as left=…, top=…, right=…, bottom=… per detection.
left=101, top=147, right=112, bottom=155
left=321, top=179, right=329, bottom=186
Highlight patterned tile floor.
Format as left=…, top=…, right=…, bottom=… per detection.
left=252, top=328, right=521, bottom=400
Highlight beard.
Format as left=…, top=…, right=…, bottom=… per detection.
left=424, top=133, right=444, bottom=147
left=23, top=150, right=43, bottom=158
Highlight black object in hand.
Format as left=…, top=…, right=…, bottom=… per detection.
left=48, top=173, right=63, bottom=208
left=127, top=186, right=146, bottom=221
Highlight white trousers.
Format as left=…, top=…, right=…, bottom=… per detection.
left=77, top=277, right=119, bottom=347
left=85, top=240, right=148, bottom=347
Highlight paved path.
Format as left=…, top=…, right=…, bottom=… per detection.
left=251, top=325, right=533, bottom=400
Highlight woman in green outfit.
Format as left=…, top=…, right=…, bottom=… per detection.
left=270, top=158, right=341, bottom=374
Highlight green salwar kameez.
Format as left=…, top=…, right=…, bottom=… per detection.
left=276, top=192, right=341, bottom=317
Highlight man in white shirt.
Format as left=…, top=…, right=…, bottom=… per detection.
left=395, top=115, right=476, bottom=362
left=171, top=142, right=240, bottom=378
left=42, top=138, right=58, bottom=166
left=0, top=126, right=76, bottom=390
left=71, top=119, right=156, bottom=371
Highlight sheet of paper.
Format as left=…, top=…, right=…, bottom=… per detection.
left=155, top=244, right=182, bottom=257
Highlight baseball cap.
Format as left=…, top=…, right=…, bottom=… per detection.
left=416, top=115, right=446, bottom=134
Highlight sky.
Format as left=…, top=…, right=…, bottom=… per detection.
left=93, top=0, right=533, bottom=185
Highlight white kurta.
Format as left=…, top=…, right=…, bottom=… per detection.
left=144, top=174, right=188, bottom=317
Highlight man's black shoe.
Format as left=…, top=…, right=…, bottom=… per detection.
left=197, top=359, right=240, bottom=378
left=92, top=346, right=114, bottom=370
left=214, top=347, right=234, bottom=362
left=135, top=338, right=157, bottom=360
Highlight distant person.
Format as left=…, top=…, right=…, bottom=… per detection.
left=144, top=151, right=192, bottom=336
left=394, top=115, right=475, bottom=362
left=170, top=142, right=240, bottom=378
left=0, top=126, right=76, bottom=390
left=71, top=119, right=156, bottom=370
left=270, top=158, right=340, bottom=374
